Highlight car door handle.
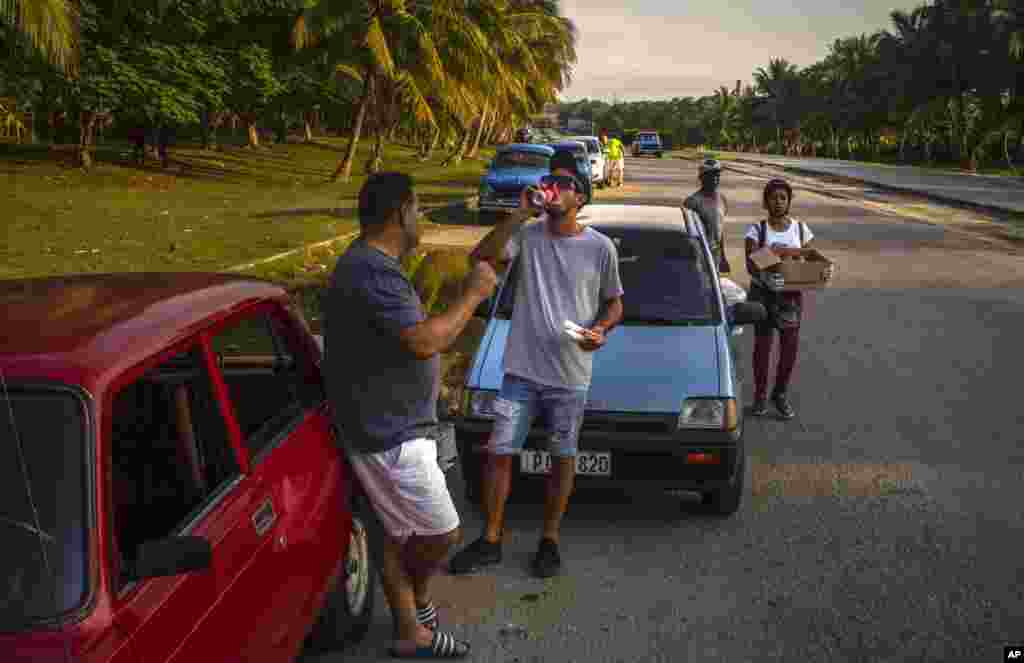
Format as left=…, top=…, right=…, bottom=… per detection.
left=252, top=498, right=276, bottom=536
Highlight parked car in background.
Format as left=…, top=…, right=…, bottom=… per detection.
left=477, top=143, right=554, bottom=224
left=632, top=131, right=663, bottom=158
left=546, top=140, right=594, bottom=203
left=0, top=273, right=376, bottom=663
left=569, top=135, right=606, bottom=188
left=456, top=206, right=766, bottom=516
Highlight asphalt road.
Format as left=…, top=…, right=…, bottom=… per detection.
left=306, top=156, right=1024, bottom=663
left=709, top=151, right=1024, bottom=215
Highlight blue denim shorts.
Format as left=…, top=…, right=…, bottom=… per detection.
left=489, top=373, right=589, bottom=457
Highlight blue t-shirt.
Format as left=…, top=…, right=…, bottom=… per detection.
left=322, top=239, right=440, bottom=454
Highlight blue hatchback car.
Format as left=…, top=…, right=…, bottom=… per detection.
left=455, top=205, right=766, bottom=515
left=478, top=143, right=554, bottom=223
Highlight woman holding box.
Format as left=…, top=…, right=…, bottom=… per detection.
left=744, top=178, right=833, bottom=419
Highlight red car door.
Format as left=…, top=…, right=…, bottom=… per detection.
left=110, top=342, right=283, bottom=663
left=206, top=303, right=350, bottom=658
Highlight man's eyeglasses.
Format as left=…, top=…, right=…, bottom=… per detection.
left=539, top=174, right=580, bottom=192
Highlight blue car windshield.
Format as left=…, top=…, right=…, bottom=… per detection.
left=495, top=151, right=549, bottom=169
left=497, top=229, right=719, bottom=324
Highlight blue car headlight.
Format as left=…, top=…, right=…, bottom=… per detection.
left=463, top=389, right=499, bottom=419
left=677, top=398, right=738, bottom=430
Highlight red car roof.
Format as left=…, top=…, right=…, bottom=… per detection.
left=0, top=273, right=289, bottom=390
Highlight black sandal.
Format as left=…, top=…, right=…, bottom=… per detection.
left=417, top=602, right=439, bottom=631
left=392, top=602, right=440, bottom=641
left=389, top=630, right=471, bottom=659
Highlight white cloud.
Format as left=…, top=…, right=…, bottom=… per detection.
left=557, top=0, right=922, bottom=101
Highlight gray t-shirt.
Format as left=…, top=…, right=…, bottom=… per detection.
left=503, top=218, right=624, bottom=390
left=322, top=239, right=440, bottom=454
left=683, top=191, right=726, bottom=257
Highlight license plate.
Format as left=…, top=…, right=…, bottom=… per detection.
left=519, top=450, right=611, bottom=476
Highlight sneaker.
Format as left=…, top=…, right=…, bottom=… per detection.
left=751, top=399, right=769, bottom=416
left=448, top=537, right=502, bottom=575
left=772, top=392, right=795, bottom=420
left=531, top=538, right=562, bottom=578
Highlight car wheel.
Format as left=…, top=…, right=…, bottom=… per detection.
left=305, top=501, right=377, bottom=653
left=697, top=451, right=745, bottom=516
left=657, top=152, right=663, bottom=158
left=478, top=210, right=498, bottom=226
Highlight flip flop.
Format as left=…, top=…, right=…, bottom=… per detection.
left=389, top=630, right=470, bottom=659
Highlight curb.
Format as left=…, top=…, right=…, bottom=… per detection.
left=226, top=230, right=361, bottom=273
left=712, top=154, right=1024, bottom=220
left=226, top=201, right=475, bottom=273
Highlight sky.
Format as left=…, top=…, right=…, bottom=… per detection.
left=558, top=0, right=923, bottom=102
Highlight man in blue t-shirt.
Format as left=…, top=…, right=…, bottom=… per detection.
left=449, top=149, right=624, bottom=579
left=323, top=172, right=496, bottom=658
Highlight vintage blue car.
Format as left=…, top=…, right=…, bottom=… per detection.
left=547, top=140, right=594, bottom=203
left=477, top=143, right=554, bottom=223
left=455, top=205, right=766, bottom=516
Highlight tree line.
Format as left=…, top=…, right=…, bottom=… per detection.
left=0, top=0, right=578, bottom=179
left=559, top=0, right=1024, bottom=171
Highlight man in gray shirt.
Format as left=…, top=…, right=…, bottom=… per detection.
left=449, top=150, right=624, bottom=578
left=324, top=172, right=496, bottom=658
left=684, top=158, right=732, bottom=273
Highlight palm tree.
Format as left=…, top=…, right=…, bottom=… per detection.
left=754, top=57, right=799, bottom=152
left=293, top=0, right=444, bottom=182
left=1, top=0, right=79, bottom=76
left=708, top=86, right=738, bottom=149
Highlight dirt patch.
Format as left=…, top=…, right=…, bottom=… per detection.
left=126, top=173, right=177, bottom=191
left=431, top=574, right=500, bottom=625
left=751, top=462, right=924, bottom=498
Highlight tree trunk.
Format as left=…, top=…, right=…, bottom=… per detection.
left=333, top=71, right=373, bottom=182
left=304, top=119, right=314, bottom=142
left=247, top=122, right=260, bottom=148
left=442, top=127, right=471, bottom=166
left=1004, top=130, right=1015, bottom=171
left=468, top=104, right=488, bottom=158
left=332, top=73, right=374, bottom=182
left=419, top=125, right=439, bottom=160
left=77, top=110, right=97, bottom=169
left=366, top=130, right=384, bottom=173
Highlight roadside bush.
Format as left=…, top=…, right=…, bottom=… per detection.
left=404, top=248, right=471, bottom=314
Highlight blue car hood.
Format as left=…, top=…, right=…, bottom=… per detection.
left=486, top=168, right=548, bottom=190
left=468, top=320, right=722, bottom=413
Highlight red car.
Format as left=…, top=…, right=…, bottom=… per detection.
left=0, top=273, right=376, bottom=663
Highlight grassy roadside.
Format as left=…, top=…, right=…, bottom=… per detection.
left=2, top=138, right=493, bottom=280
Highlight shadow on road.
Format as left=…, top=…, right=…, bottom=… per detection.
left=423, top=200, right=481, bottom=226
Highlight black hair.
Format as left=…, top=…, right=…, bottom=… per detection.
left=358, top=172, right=415, bottom=231
left=762, top=178, right=793, bottom=213
left=550, top=148, right=578, bottom=173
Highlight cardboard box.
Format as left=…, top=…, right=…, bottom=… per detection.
left=748, top=247, right=781, bottom=271
left=777, top=249, right=833, bottom=291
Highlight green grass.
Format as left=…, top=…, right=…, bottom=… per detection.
left=1, top=138, right=494, bottom=280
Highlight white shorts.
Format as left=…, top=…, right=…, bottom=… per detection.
left=347, top=438, right=460, bottom=544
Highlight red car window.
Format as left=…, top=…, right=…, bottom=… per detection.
left=208, top=307, right=324, bottom=461
left=109, top=346, right=240, bottom=590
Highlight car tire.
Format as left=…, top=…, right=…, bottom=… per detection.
left=304, top=499, right=377, bottom=653
left=657, top=152, right=663, bottom=158
left=697, top=450, right=745, bottom=516
left=478, top=210, right=498, bottom=226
